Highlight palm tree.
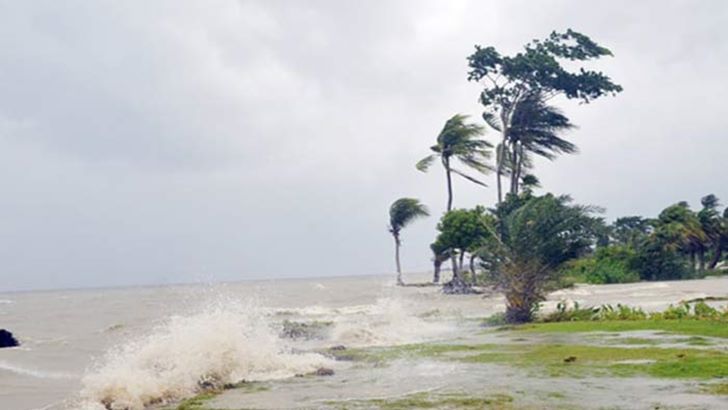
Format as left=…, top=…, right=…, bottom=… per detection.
left=389, top=198, right=429, bottom=285
left=416, top=114, right=492, bottom=211
left=483, top=93, right=575, bottom=202
left=697, top=194, right=728, bottom=270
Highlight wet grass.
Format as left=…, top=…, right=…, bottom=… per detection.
left=326, top=392, right=514, bottom=409
left=460, top=343, right=728, bottom=379
left=513, top=320, right=728, bottom=338
left=171, top=392, right=217, bottom=410
left=330, top=337, right=728, bottom=380
left=702, top=382, right=728, bottom=395
left=164, top=383, right=269, bottom=410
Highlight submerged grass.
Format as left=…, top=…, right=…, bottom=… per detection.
left=702, top=382, right=728, bottom=395
left=460, top=343, right=728, bottom=379
left=163, top=382, right=269, bottom=410
left=327, top=392, right=514, bottom=409
left=514, top=320, right=728, bottom=338
left=330, top=336, right=728, bottom=380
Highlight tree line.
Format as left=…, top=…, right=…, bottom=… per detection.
left=387, top=30, right=725, bottom=324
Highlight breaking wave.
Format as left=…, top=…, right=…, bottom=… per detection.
left=77, top=299, right=330, bottom=410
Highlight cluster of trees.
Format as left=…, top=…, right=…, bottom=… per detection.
left=565, top=195, right=728, bottom=285
left=387, top=29, right=724, bottom=324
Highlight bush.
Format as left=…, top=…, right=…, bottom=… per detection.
left=541, top=301, right=728, bottom=323
left=558, top=246, right=640, bottom=285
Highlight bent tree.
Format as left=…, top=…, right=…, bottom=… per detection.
left=467, top=29, right=622, bottom=203
left=416, top=114, right=492, bottom=212
left=388, top=198, right=429, bottom=285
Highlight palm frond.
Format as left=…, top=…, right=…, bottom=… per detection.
left=416, top=155, right=436, bottom=172
left=450, top=168, right=488, bottom=187
left=389, top=198, right=430, bottom=231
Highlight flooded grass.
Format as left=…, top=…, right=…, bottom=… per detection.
left=514, top=320, right=728, bottom=338
left=164, top=383, right=269, bottom=410
left=328, top=329, right=728, bottom=380
left=702, top=382, right=728, bottom=395
left=326, top=392, right=515, bottom=409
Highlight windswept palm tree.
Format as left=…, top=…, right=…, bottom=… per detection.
left=483, top=93, right=576, bottom=201
left=416, top=114, right=492, bottom=211
left=389, top=198, right=429, bottom=285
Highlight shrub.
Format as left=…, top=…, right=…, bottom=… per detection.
left=558, top=246, right=640, bottom=285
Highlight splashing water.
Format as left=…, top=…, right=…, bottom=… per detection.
left=76, top=299, right=330, bottom=410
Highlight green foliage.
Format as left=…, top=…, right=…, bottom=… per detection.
left=609, top=216, right=651, bottom=247
left=483, top=194, right=599, bottom=323
left=416, top=114, right=493, bottom=197
left=388, top=198, right=429, bottom=235
left=633, top=237, right=688, bottom=281
left=435, top=206, right=494, bottom=255
left=467, top=30, right=621, bottom=199
left=574, top=246, right=641, bottom=284
left=467, top=29, right=622, bottom=105
left=540, top=302, right=728, bottom=324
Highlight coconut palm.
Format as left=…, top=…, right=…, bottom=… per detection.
left=483, top=93, right=576, bottom=201
left=388, top=198, right=429, bottom=285
left=416, top=114, right=492, bottom=211
left=511, top=94, right=576, bottom=196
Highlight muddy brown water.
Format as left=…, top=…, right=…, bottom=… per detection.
left=1, top=274, right=726, bottom=409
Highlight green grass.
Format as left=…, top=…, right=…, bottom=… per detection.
left=461, top=343, right=728, bottom=379
left=514, top=320, right=728, bottom=338
left=333, top=339, right=728, bottom=380
left=702, top=382, right=728, bottom=395
left=327, top=392, right=514, bottom=409
left=161, top=382, right=269, bottom=410
left=171, top=392, right=218, bottom=410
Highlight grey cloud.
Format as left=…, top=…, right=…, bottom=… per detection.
left=0, top=0, right=726, bottom=291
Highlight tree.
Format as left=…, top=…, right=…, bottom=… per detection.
left=710, top=207, right=728, bottom=269
left=610, top=216, right=652, bottom=248
left=434, top=207, right=494, bottom=292
left=416, top=114, right=492, bottom=211
left=487, top=92, right=577, bottom=196
left=698, top=194, right=724, bottom=270
left=430, top=240, right=450, bottom=284
left=482, top=194, right=598, bottom=322
left=467, top=29, right=622, bottom=203
left=652, top=202, right=707, bottom=272
left=388, top=198, right=429, bottom=285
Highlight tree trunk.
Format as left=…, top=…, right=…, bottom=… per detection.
left=433, top=258, right=441, bottom=284
left=496, top=141, right=505, bottom=205
left=510, top=142, right=518, bottom=195
left=450, top=253, right=460, bottom=283
left=394, top=233, right=403, bottom=286
left=444, top=157, right=454, bottom=211
left=459, top=251, right=465, bottom=277
left=708, top=243, right=723, bottom=270
left=469, top=253, right=477, bottom=285
left=698, top=248, right=706, bottom=272
left=514, top=146, right=525, bottom=195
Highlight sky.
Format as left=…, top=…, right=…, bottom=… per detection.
left=0, top=0, right=726, bottom=291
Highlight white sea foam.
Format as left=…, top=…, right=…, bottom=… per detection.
left=330, top=298, right=454, bottom=347
left=77, top=299, right=331, bottom=410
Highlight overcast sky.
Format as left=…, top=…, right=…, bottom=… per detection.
left=0, top=0, right=726, bottom=291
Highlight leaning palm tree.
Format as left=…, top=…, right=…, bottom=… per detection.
left=483, top=93, right=575, bottom=201
left=416, top=114, right=492, bottom=211
left=389, top=198, right=429, bottom=285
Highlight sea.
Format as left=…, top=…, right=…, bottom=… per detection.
left=1, top=273, right=727, bottom=410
